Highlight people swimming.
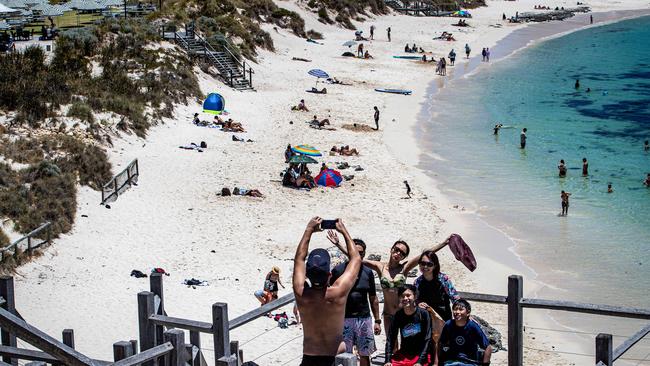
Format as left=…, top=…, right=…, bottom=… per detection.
left=558, top=159, right=567, bottom=177
left=493, top=123, right=503, bottom=135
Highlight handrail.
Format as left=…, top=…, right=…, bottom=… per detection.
left=519, top=298, right=650, bottom=319
left=0, top=345, right=111, bottom=365
left=109, top=343, right=173, bottom=366
left=613, top=323, right=650, bottom=361
left=149, top=314, right=212, bottom=333
left=101, top=159, right=138, bottom=204
left=1, top=222, right=52, bottom=260
left=229, top=293, right=295, bottom=330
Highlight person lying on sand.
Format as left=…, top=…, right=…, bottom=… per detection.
left=223, top=119, right=245, bottom=132
left=310, top=115, right=331, bottom=129
left=340, top=145, right=359, bottom=156
left=326, top=77, right=351, bottom=86
left=213, top=115, right=226, bottom=127
left=233, top=187, right=264, bottom=198
left=308, top=87, right=327, bottom=94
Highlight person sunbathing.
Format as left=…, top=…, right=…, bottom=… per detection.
left=310, top=115, right=330, bottom=129
left=213, top=115, right=225, bottom=127
left=331, top=146, right=340, bottom=155
left=405, top=44, right=412, bottom=53
left=291, top=99, right=310, bottom=112
left=233, top=187, right=264, bottom=198
left=223, top=119, right=245, bottom=132
left=340, top=145, right=359, bottom=156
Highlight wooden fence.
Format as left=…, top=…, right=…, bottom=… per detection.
left=0, top=222, right=51, bottom=263
left=101, top=159, right=139, bottom=205
left=0, top=274, right=648, bottom=366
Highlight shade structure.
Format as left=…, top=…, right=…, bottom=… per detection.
left=308, top=69, right=329, bottom=79
left=66, top=0, right=103, bottom=10
left=0, top=3, right=17, bottom=12
left=202, top=93, right=225, bottom=115
left=289, top=155, right=318, bottom=164
left=291, top=145, right=321, bottom=157
left=315, top=169, right=342, bottom=187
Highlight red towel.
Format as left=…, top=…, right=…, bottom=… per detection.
left=448, top=234, right=477, bottom=272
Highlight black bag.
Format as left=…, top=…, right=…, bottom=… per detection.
left=200, top=141, right=207, bottom=148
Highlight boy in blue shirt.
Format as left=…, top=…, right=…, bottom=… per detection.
left=437, top=299, right=492, bottom=366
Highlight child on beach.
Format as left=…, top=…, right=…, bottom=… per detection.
left=438, top=299, right=492, bottom=366
left=254, top=266, right=285, bottom=305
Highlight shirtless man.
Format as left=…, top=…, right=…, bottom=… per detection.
left=293, top=217, right=361, bottom=366
left=561, top=190, right=571, bottom=216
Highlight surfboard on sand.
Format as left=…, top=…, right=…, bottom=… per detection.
left=375, top=88, right=412, bottom=95
left=393, top=55, right=423, bottom=60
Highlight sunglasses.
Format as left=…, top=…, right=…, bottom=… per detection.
left=418, top=261, right=434, bottom=268
left=392, top=247, right=407, bottom=257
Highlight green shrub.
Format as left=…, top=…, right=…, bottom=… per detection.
left=67, top=102, right=95, bottom=123
left=306, top=29, right=323, bottom=40
left=318, top=7, right=333, bottom=24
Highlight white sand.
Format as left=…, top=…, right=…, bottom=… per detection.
left=7, top=0, right=650, bottom=365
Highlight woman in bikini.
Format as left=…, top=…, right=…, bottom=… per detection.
left=327, top=233, right=452, bottom=335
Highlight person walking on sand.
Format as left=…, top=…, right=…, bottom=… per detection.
left=370, top=25, right=375, bottom=40
left=465, top=43, right=471, bottom=59
left=387, top=27, right=391, bottom=42
left=558, top=159, right=567, bottom=178
left=404, top=180, right=412, bottom=198
left=357, top=43, right=364, bottom=58
left=486, top=47, right=491, bottom=62
left=520, top=128, right=527, bottom=149
left=582, top=158, right=589, bottom=176
left=293, top=217, right=361, bottom=366
left=448, top=49, right=456, bottom=66
left=374, top=106, right=380, bottom=130
left=481, top=48, right=486, bottom=62
left=561, top=190, right=571, bottom=216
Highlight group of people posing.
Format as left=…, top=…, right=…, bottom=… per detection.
left=291, top=218, right=491, bottom=366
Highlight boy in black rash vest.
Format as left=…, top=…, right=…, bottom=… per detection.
left=385, top=284, right=432, bottom=366
left=438, top=299, right=492, bottom=366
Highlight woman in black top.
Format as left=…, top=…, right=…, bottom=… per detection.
left=385, top=285, right=432, bottom=366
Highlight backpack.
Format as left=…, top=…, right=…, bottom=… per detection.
left=200, top=141, right=207, bottom=148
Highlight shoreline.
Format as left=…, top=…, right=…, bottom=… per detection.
left=385, top=8, right=650, bottom=365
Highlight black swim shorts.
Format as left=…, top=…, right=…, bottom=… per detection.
left=300, top=354, right=335, bottom=366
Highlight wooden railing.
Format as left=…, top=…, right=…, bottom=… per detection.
left=0, top=274, right=647, bottom=366
left=101, top=159, right=138, bottom=204
left=0, top=222, right=51, bottom=262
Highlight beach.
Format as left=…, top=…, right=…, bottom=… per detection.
left=5, top=0, right=650, bottom=365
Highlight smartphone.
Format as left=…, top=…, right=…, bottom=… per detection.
left=320, top=219, right=338, bottom=230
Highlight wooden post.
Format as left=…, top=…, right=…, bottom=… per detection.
left=126, top=168, right=132, bottom=187
left=150, top=273, right=164, bottom=345
left=113, top=178, right=119, bottom=199
left=229, top=341, right=240, bottom=366
left=334, top=353, right=357, bottom=366
left=212, top=303, right=230, bottom=361
left=135, top=159, right=139, bottom=177
left=507, top=275, right=523, bottom=366
left=595, top=333, right=613, bottom=366
left=130, top=339, right=138, bottom=354
left=248, top=69, right=252, bottom=87
left=190, top=331, right=201, bottom=366
left=62, top=329, right=74, bottom=349
left=113, top=341, right=134, bottom=361
left=27, top=237, right=32, bottom=255
left=229, top=70, right=233, bottom=87
left=138, top=291, right=155, bottom=366
left=164, top=329, right=186, bottom=366
left=0, top=276, right=17, bottom=366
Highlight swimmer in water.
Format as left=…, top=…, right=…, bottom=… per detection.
left=493, top=123, right=503, bottom=135
left=558, top=159, right=567, bottom=178
left=561, top=190, right=571, bottom=216
left=586, top=87, right=591, bottom=93
left=644, top=140, right=649, bottom=152
left=607, top=184, right=613, bottom=193
left=575, top=79, right=580, bottom=89
left=582, top=158, right=588, bottom=176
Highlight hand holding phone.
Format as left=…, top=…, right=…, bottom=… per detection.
left=320, top=219, right=338, bottom=230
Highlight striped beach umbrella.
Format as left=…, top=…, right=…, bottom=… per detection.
left=291, top=145, right=321, bottom=157
left=315, top=169, right=342, bottom=187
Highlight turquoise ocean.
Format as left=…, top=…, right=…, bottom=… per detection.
left=418, top=14, right=650, bottom=356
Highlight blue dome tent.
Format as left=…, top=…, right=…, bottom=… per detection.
left=203, top=93, right=225, bottom=115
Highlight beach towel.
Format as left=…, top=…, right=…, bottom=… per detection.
left=183, top=278, right=208, bottom=286
left=448, top=234, right=477, bottom=272
left=152, top=267, right=171, bottom=276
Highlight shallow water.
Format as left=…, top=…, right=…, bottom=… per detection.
left=420, top=15, right=650, bottom=311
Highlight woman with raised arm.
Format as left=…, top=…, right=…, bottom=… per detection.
left=327, top=231, right=452, bottom=335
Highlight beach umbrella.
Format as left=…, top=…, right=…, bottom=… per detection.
left=315, top=169, right=343, bottom=187
left=291, top=145, right=322, bottom=157
left=308, top=69, right=329, bottom=87
left=342, top=40, right=357, bottom=47
left=289, top=155, right=318, bottom=164
left=202, top=93, right=225, bottom=115
left=453, top=10, right=470, bottom=17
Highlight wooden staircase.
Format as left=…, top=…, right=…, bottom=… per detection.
left=161, top=24, right=254, bottom=91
